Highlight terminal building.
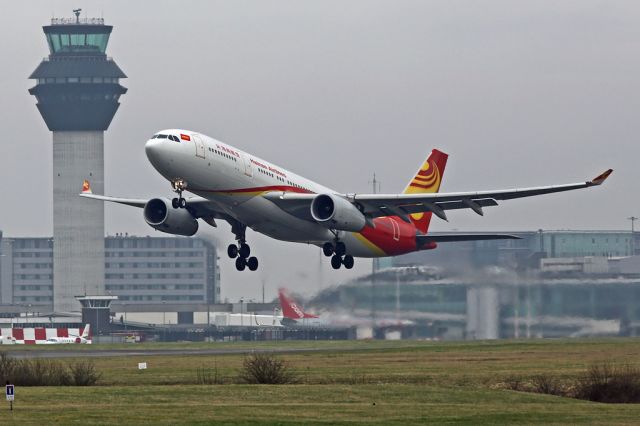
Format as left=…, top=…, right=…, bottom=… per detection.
left=393, top=229, right=640, bottom=273
left=313, top=230, right=640, bottom=340
left=0, top=233, right=220, bottom=312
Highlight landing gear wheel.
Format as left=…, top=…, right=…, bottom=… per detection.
left=239, top=243, right=251, bottom=259
left=335, top=241, right=346, bottom=257
left=322, top=242, right=334, bottom=257
left=227, top=244, right=239, bottom=259
left=331, top=255, right=342, bottom=270
left=247, top=256, right=259, bottom=271
left=171, top=179, right=188, bottom=209
left=343, top=255, right=354, bottom=269
left=235, top=257, right=246, bottom=271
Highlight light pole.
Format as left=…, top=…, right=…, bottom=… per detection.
left=628, top=217, right=638, bottom=255
left=395, top=269, right=400, bottom=320
left=162, top=300, right=167, bottom=341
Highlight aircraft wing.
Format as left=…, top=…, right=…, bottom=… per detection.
left=416, top=233, right=521, bottom=245
left=264, top=169, right=612, bottom=222
left=79, top=193, right=147, bottom=208
left=79, top=193, right=226, bottom=221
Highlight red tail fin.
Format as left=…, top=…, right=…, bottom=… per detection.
left=278, top=288, right=318, bottom=319
left=402, top=149, right=448, bottom=234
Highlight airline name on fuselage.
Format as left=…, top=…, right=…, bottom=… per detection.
left=215, top=143, right=240, bottom=158
left=250, top=158, right=287, bottom=178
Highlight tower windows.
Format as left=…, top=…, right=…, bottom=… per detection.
left=37, top=77, right=120, bottom=85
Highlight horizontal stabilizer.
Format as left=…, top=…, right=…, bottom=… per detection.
left=417, top=233, right=521, bottom=244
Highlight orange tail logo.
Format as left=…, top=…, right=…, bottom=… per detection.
left=82, top=180, right=92, bottom=194
left=402, top=149, right=448, bottom=234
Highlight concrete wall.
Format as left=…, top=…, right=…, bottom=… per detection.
left=53, top=131, right=105, bottom=312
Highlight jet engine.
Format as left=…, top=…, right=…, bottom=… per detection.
left=143, top=198, right=199, bottom=236
left=310, top=194, right=366, bottom=232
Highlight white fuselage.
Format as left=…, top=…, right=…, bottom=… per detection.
left=43, top=336, right=89, bottom=344
left=145, top=130, right=379, bottom=257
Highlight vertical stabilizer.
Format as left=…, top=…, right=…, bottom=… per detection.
left=278, top=288, right=318, bottom=319
left=402, top=149, right=448, bottom=234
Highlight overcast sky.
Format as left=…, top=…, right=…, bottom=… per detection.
left=0, top=1, right=638, bottom=300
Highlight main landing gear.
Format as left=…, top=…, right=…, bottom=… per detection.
left=171, top=178, right=188, bottom=209
left=228, top=242, right=258, bottom=271
left=322, top=241, right=354, bottom=270
left=228, top=221, right=258, bottom=271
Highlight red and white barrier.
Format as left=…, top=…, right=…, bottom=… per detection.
left=0, top=327, right=91, bottom=344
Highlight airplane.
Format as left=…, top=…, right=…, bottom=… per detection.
left=81, top=129, right=612, bottom=271
left=278, top=287, right=414, bottom=329
left=43, top=324, right=91, bottom=344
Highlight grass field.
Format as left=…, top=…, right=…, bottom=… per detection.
left=2, top=338, right=640, bottom=424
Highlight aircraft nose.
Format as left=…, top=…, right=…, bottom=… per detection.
left=145, top=138, right=164, bottom=164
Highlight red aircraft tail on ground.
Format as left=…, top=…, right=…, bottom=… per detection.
left=278, top=288, right=318, bottom=319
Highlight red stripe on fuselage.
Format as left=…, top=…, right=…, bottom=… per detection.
left=202, top=185, right=313, bottom=194
left=199, top=185, right=428, bottom=257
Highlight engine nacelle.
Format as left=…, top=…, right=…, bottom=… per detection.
left=143, top=198, right=199, bottom=236
left=310, top=194, right=366, bottom=232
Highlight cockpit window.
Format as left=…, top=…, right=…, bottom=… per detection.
left=169, top=135, right=180, bottom=142
left=157, top=134, right=168, bottom=139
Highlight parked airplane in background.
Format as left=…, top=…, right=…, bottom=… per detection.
left=278, top=287, right=413, bottom=328
left=43, top=324, right=91, bottom=345
left=81, top=129, right=612, bottom=271
left=279, top=288, right=319, bottom=321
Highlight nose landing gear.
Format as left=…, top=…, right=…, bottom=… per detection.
left=171, top=178, right=188, bottom=209
left=323, top=241, right=354, bottom=270
left=227, top=221, right=258, bottom=271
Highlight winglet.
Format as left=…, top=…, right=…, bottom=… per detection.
left=81, top=179, right=92, bottom=194
left=590, top=169, right=613, bottom=186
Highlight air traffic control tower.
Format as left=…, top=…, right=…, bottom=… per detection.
left=28, top=11, right=127, bottom=313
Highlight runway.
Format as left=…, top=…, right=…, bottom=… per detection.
left=3, top=345, right=357, bottom=359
